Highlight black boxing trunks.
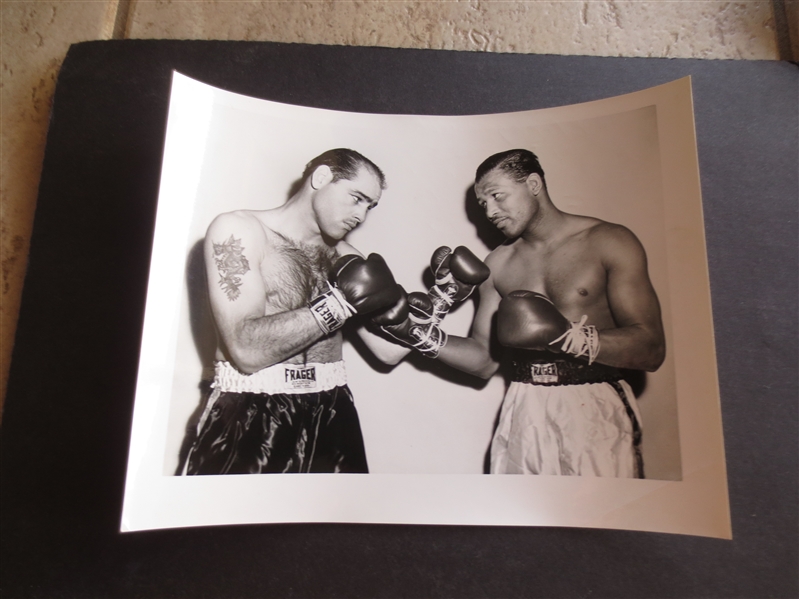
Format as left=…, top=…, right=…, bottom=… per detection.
left=184, top=361, right=368, bottom=474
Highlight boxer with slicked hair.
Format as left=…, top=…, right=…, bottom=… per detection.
left=183, top=148, right=409, bottom=475
left=400, top=149, right=666, bottom=477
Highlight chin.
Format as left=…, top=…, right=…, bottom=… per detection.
left=319, top=227, right=344, bottom=242
left=496, top=222, right=516, bottom=237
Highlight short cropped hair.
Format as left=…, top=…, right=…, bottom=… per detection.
left=303, top=148, right=386, bottom=190
left=475, top=149, right=547, bottom=189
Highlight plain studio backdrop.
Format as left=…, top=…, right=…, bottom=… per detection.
left=160, top=77, right=680, bottom=480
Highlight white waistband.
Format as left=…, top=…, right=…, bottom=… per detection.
left=212, top=360, right=347, bottom=395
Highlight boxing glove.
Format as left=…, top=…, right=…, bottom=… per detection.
left=497, top=290, right=600, bottom=363
left=371, top=286, right=410, bottom=327
left=309, top=253, right=401, bottom=334
left=380, top=292, right=448, bottom=358
left=428, top=246, right=490, bottom=323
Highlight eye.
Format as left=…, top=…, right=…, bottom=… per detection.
left=367, top=202, right=378, bottom=211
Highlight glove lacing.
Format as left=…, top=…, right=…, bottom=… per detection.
left=549, top=314, right=600, bottom=365
left=406, top=309, right=448, bottom=358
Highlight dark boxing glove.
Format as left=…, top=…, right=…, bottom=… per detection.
left=371, top=286, right=410, bottom=327
left=309, top=253, right=401, bottom=334
left=380, top=291, right=448, bottom=358
left=497, top=290, right=600, bottom=364
left=428, top=246, right=490, bottom=323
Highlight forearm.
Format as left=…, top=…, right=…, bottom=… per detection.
left=360, top=324, right=412, bottom=365
left=228, top=307, right=326, bottom=373
left=596, top=325, right=665, bottom=371
left=437, top=335, right=499, bottom=379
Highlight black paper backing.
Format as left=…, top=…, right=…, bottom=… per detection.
left=1, top=41, right=797, bottom=599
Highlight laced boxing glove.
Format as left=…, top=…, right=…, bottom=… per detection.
left=427, top=246, right=491, bottom=323
left=379, top=291, right=448, bottom=358
left=497, top=290, right=600, bottom=364
left=309, top=253, right=402, bottom=334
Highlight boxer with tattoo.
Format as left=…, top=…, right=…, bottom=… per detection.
left=184, top=149, right=408, bottom=475
left=403, top=149, right=666, bottom=478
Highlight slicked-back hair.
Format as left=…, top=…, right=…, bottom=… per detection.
left=475, top=149, right=547, bottom=189
left=303, top=148, right=387, bottom=190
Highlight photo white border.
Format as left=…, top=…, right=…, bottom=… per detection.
left=121, top=73, right=730, bottom=538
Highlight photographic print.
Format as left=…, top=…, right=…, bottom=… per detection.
left=121, top=73, right=729, bottom=537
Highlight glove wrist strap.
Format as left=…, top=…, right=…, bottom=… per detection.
left=309, top=283, right=356, bottom=335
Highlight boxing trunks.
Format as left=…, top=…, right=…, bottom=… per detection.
left=184, top=361, right=368, bottom=474
left=490, top=354, right=644, bottom=478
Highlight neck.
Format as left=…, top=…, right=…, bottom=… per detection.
left=273, top=187, right=323, bottom=245
left=520, top=196, right=566, bottom=244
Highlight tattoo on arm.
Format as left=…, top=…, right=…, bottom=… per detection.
left=213, top=235, right=251, bottom=301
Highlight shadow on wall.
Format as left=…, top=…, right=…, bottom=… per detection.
left=174, top=239, right=217, bottom=475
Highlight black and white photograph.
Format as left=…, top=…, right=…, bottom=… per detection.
left=121, top=73, right=728, bottom=537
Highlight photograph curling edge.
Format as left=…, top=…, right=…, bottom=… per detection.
left=120, top=73, right=730, bottom=539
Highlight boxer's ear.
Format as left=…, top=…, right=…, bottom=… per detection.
left=525, top=173, right=543, bottom=196
left=311, top=165, right=334, bottom=189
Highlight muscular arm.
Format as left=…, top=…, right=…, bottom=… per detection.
left=595, top=225, right=666, bottom=371
left=436, top=272, right=502, bottom=379
left=205, top=213, right=326, bottom=373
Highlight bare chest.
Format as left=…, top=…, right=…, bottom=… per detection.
left=494, top=242, right=609, bottom=321
left=259, top=239, right=336, bottom=315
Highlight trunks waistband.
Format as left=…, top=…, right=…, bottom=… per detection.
left=212, top=360, right=347, bottom=395
left=510, top=358, right=622, bottom=386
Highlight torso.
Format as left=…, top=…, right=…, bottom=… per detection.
left=214, top=210, right=345, bottom=366
left=489, top=216, right=618, bottom=330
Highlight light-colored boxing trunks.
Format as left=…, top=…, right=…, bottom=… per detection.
left=491, top=359, right=643, bottom=478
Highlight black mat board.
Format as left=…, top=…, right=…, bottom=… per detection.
left=1, top=40, right=797, bottom=599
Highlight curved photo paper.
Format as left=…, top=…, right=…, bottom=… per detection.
left=121, top=72, right=730, bottom=538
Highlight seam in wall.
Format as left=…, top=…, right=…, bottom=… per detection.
left=112, top=0, right=133, bottom=40
left=772, top=0, right=797, bottom=62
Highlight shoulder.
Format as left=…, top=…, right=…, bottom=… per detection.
left=205, top=210, right=270, bottom=257
left=206, top=210, right=263, bottom=236
left=484, top=243, right=513, bottom=269
left=585, top=221, right=647, bottom=267
left=334, top=240, right=365, bottom=259
left=583, top=220, right=642, bottom=248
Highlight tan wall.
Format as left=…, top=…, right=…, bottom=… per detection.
left=0, top=0, right=791, bottom=414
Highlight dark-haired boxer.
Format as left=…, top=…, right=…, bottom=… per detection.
left=410, top=149, right=666, bottom=477
left=183, top=149, right=409, bottom=475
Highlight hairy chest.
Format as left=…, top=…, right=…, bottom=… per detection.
left=260, top=240, right=337, bottom=313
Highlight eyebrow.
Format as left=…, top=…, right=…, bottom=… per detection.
left=353, top=190, right=379, bottom=207
left=476, top=185, right=498, bottom=196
